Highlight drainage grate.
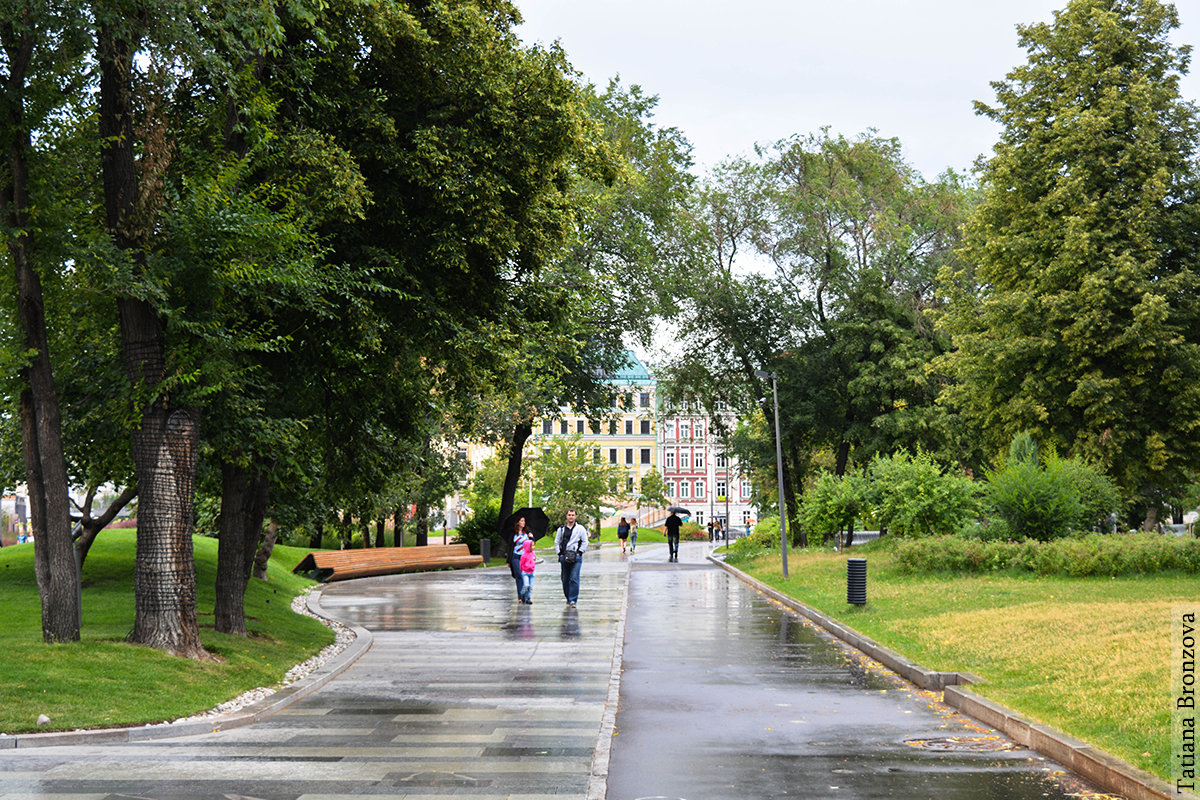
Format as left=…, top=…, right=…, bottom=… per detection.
left=905, top=735, right=1024, bottom=752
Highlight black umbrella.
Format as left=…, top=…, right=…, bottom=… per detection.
left=502, top=507, right=551, bottom=557
left=666, top=506, right=692, bottom=517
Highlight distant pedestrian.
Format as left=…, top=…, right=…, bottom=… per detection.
left=516, top=525, right=536, bottom=604
left=617, top=516, right=631, bottom=555
left=665, top=510, right=682, bottom=562
left=509, top=516, right=531, bottom=603
left=555, top=508, right=588, bottom=606
left=707, top=520, right=714, bottom=542
left=629, top=517, right=638, bottom=552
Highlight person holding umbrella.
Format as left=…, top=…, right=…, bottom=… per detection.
left=554, top=508, right=588, bottom=606
left=513, top=520, right=536, bottom=604
left=665, top=508, right=683, bottom=562
left=507, top=515, right=531, bottom=603
left=503, top=508, right=549, bottom=603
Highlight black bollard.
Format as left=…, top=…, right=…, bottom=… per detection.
left=481, top=539, right=491, bottom=564
left=847, top=558, right=867, bottom=605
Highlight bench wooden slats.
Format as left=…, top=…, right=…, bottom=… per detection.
left=292, top=543, right=483, bottom=582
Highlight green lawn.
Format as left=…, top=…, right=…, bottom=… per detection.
left=0, top=532, right=334, bottom=733
left=731, top=538, right=1192, bottom=782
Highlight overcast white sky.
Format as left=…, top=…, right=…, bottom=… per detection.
left=516, top=0, right=1200, bottom=181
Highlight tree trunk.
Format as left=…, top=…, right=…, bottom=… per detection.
left=338, top=510, right=352, bottom=549
left=74, top=484, right=138, bottom=567
left=375, top=517, right=385, bottom=548
left=98, top=16, right=208, bottom=659
left=361, top=516, right=372, bottom=548
left=3, top=18, right=79, bottom=643
left=308, top=516, right=324, bottom=549
left=497, top=420, right=531, bottom=558
left=415, top=501, right=429, bottom=547
left=214, top=458, right=270, bottom=635
left=252, top=519, right=278, bottom=580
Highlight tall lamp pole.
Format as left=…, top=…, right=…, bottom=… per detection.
left=755, top=369, right=788, bottom=577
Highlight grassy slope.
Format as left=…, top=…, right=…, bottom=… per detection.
left=0, top=532, right=333, bottom=733
left=732, top=538, right=1192, bottom=781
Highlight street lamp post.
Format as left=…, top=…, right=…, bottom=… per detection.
left=754, top=369, right=788, bottom=577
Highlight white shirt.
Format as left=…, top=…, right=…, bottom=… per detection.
left=555, top=522, right=589, bottom=557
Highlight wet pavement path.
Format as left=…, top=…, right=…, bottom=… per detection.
left=0, top=541, right=1115, bottom=799
left=609, top=541, right=1101, bottom=800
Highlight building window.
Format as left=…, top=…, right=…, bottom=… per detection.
left=680, top=421, right=691, bottom=440
left=680, top=481, right=691, bottom=498
left=625, top=448, right=634, bottom=465
left=716, top=452, right=728, bottom=468
left=695, top=420, right=704, bottom=439
left=695, top=480, right=705, bottom=499
left=742, top=480, right=751, bottom=497
left=576, top=419, right=585, bottom=434
left=591, top=419, right=601, bottom=433
left=609, top=420, right=618, bottom=435
left=743, top=510, right=753, bottom=526
left=716, top=480, right=728, bottom=499
left=681, top=399, right=689, bottom=411
left=625, top=419, right=634, bottom=435
left=665, top=451, right=676, bottom=469
left=593, top=448, right=601, bottom=463
left=560, top=420, right=568, bottom=435
left=640, top=392, right=650, bottom=408
left=542, top=419, right=553, bottom=435
left=694, top=451, right=704, bottom=470
left=542, top=448, right=551, bottom=457
left=609, top=448, right=618, bottom=464
left=640, top=419, right=651, bottom=435
left=696, top=511, right=704, bottom=525
left=717, top=400, right=728, bottom=411
left=627, top=475, right=635, bottom=491
left=680, top=451, right=690, bottom=470
left=640, top=448, right=651, bottom=465
left=669, top=480, right=678, bottom=498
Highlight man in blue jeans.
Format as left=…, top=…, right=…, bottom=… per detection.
left=555, top=508, right=588, bottom=606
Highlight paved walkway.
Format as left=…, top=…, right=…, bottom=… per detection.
left=0, top=541, right=1117, bottom=799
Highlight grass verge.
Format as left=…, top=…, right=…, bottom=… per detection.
left=730, top=537, right=1189, bottom=783
left=0, top=532, right=334, bottom=734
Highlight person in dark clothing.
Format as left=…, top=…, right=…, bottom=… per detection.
left=665, top=511, right=682, bottom=562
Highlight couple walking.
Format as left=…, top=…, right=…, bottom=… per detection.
left=508, top=508, right=589, bottom=606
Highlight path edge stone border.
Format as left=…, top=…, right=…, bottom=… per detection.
left=0, top=587, right=373, bottom=750
left=588, top=562, right=632, bottom=800
left=710, top=555, right=1191, bottom=800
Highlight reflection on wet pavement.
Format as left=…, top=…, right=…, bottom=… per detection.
left=608, top=547, right=1113, bottom=800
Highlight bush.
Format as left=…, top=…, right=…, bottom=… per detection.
left=985, top=438, right=1119, bottom=541
left=800, top=470, right=864, bottom=542
left=680, top=521, right=706, bottom=540
left=727, top=516, right=783, bottom=561
left=893, top=532, right=1200, bottom=576
left=453, top=501, right=503, bottom=556
left=867, top=451, right=979, bottom=538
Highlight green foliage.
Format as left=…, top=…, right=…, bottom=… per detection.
left=452, top=500, right=503, bottom=557
left=937, top=0, right=1200, bottom=512
left=865, top=451, right=979, bottom=538
left=637, top=467, right=670, bottom=510
left=799, top=470, right=865, bottom=542
left=726, top=515, right=783, bottom=561
left=892, top=532, right=1200, bottom=577
left=985, top=435, right=1120, bottom=541
left=533, top=434, right=623, bottom=525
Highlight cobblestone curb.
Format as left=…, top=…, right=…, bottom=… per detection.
left=709, top=554, right=1190, bottom=800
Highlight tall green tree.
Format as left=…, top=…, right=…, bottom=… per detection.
left=937, top=0, right=1200, bottom=525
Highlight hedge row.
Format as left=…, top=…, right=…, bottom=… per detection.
left=892, top=532, right=1200, bottom=576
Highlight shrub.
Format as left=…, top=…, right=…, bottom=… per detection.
left=800, top=470, right=865, bottom=543
left=453, top=501, right=503, bottom=556
left=893, top=532, right=1200, bottom=576
left=985, top=436, right=1119, bottom=541
left=866, top=451, right=979, bottom=537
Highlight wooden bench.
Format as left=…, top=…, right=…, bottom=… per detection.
left=292, top=544, right=483, bottom=583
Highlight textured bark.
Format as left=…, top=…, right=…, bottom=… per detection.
left=415, top=501, right=429, bottom=547
left=374, top=517, right=385, bottom=548
left=214, top=458, right=270, bottom=635
left=392, top=507, right=404, bottom=547
left=308, top=517, right=324, bottom=549
left=100, top=17, right=207, bottom=659
left=252, top=520, right=277, bottom=581
left=3, top=14, right=79, bottom=642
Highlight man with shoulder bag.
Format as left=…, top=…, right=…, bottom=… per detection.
left=555, top=508, right=588, bottom=606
